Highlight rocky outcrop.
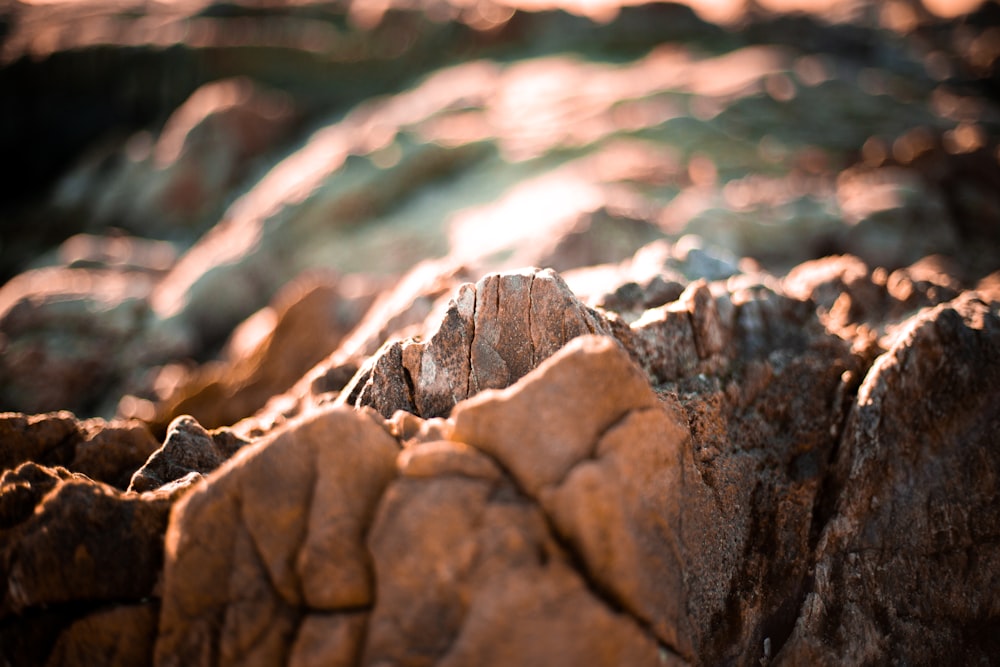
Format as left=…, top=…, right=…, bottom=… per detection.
left=780, top=294, right=1000, bottom=665
left=143, top=278, right=1000, bottom=667
left=3, top=1, right=1000, bottom=665
left=1, top=258, right=998, bottom=666
left=0, top=412, right=159, bottom=490
left=0, top=462, right=178, bottom=667
left=127, top=415, right=249, bottom=493
left=154, top=406, right=399, bottom=666
left=342, top=267, right=613, bottom=419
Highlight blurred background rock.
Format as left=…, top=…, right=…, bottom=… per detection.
left=1, top=0, right=998, bottom=423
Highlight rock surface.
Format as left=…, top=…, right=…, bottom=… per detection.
left=2, top=0, right=1000, bottom=665
left=2, top=258, right=998, bottom=665
left=154, top=406, right=399, bottom=667
left=0, top=412, right=160, bottom=489
left=127, top=415, right=249, bottom=493
left=780, top=294, right=1000, bottom=665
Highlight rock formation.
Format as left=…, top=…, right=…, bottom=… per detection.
left=4, top=252, right=997, bottom=665
left=1, top=0, right=999, bottom=665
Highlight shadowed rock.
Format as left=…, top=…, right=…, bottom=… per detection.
left=779, top=295, right=1000, bottom=665
left=128, top=415, right=250, bottom=493
left=0, top=469, right=174, bottom=621
left=44, top=602, right=159, bottom=667
left=0, top=412, right=160, bottom=490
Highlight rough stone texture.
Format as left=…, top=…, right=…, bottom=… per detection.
left=128, top=415, right=249, bottom=493
left=0, top=412, right=160, bottom=489
left=154, top=405, right=399, bottom=667
left=0, top=476, right=171, bottom=616
left=2, top=263, right=999, bottom=666
left=451, top=335, right=658, bottom=496
left=779, top=295, right=1000, bottom=665
left=451, top=336, right=692, bottom=657
left=3, top=1, right=1000, bottom=664
left=364, top=435, right=669, bottom=667
left=348, top=267, right=613, bottom=419
left=663, top=297, right=866, bottom=665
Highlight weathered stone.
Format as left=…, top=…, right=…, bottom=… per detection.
left=128, top=415, right=249, bottom=493
left=287, top=612, right=367, bottom=667
left=0, top=412, right=79, bottom=473
left=0, top=462, right=74, bottom=531
left=1, top=473, right=171, bottom=618
left=44, top=602, right=159, bottom=667
left=451, top=335, right=657, bottom=496
left=0, top=412, right=159, bottom=490
left=779, top=295, right=1000, bottom=665
left=351, top=267, right=614, bottom=419
left=541, top=406, right=695, bottom=659
left=154, top=405, right=399, bottom=667
left=3, top=4, right=1000, bottom=665
left=69, top=419, right=162, bottom=490
left=364, top=437, right=669, bottom=667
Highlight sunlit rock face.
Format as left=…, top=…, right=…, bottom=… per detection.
left=2, top=0, right=1000, bottom=665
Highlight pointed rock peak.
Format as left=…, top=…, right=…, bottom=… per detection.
left=350, top=267, right=613, bottom=420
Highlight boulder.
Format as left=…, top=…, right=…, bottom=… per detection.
left=364, top=434, right=670, bottom=667
left=154, top=406, right=399, bottom=666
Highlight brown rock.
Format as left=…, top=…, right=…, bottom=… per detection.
left=779, top=295, right=1000, bottom=665
left=154, top=405, right=399, bottom=667
left=0, top=412, right=79, bottom=473
left=0, top=412, right=159, bottom=490
left=451, top=335, right=657, bottom=497
left=783, top=253, right=969, bottom=344
left=287, top=612, right=366, bottom=667
left=349, top=267, right=613, bottom=419
left=152, top=271, right=377, bottom=430
left=446, top=326, right=855, bottom=662
left=541, top=406, right=695, bottom=659
left=223, top=260, right=470, bottom=440
left=622, top=298, right=702, bottom=383
left=0, top=462, right=74, bottom=531
left=69, top=419, right=162, bottom=490
left=448, top=292, right=859, bottom=664
left=363, top=437, right=669, bottom=667
left=44, top=602, right=159, bottom=667
left=1, top=473, right=171, bottom=618
left=128, top=415, right=249, bottom=492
